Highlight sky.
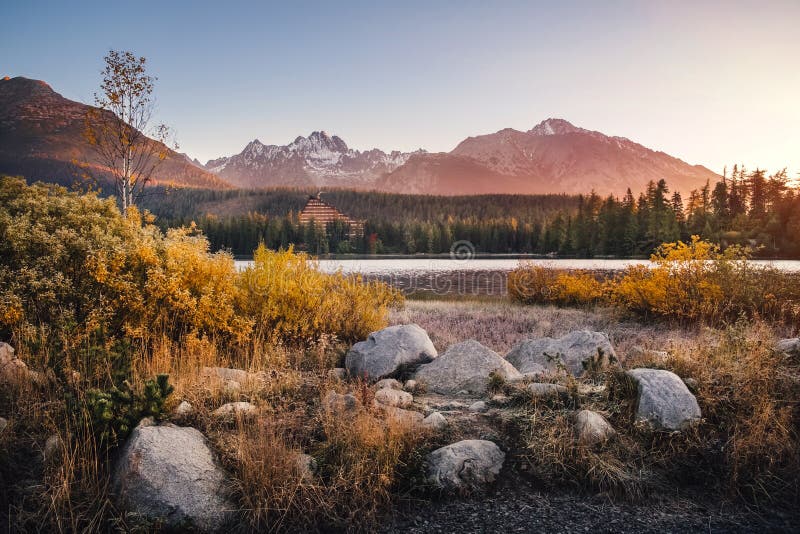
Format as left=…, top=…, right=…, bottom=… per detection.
left=2, top=0, right=799, bottom=176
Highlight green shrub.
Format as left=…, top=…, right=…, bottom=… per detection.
left=84, top=374, right=174, bottom=446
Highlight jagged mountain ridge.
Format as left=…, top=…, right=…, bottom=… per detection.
left=376, top=118, right=720, bottom=196
left=0, top=76, right=230, bottom=189
left=206, top=131, right=423, bottom=188
left=208, top=119, right=718, bottom=196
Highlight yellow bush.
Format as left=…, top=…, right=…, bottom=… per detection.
left=238, top=245, right=403, bottom=344
left=508, top=264, right=605, bottom=307
left=553, top=271, right=606, bottom=306
left=612, top=237, right=727, bottom=320
left=508, top=264, right=559, bottom=304
left=0, top=177, right=401, bottom=382
left=508, top=236, right=800, bottom=324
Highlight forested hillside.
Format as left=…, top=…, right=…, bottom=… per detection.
left=138, top=167, right=800, bottom=258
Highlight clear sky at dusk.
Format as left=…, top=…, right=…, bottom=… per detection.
left=2, top=0, right=798, bottom=176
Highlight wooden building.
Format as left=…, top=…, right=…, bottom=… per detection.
left=298, top=194, right=364, bottom=237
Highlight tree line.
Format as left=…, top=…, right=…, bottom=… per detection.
left=141, top=167, right=800, bottom=258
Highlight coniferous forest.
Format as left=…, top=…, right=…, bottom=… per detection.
left=142, top=166, right=800, bottom=258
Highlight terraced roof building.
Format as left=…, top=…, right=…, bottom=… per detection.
left=298, top=194, right=364, bottom=237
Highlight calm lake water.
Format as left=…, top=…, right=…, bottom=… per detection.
left=234, top=258, right=800, bottom=296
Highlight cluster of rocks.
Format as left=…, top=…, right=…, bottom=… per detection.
left=3, top=333, right=797, bottom=532
left=331, top=324, right=710, bottom=495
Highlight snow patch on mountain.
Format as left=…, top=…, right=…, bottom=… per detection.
left=205, top=131, right=423, bottom=188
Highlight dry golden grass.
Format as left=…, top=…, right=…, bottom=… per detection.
left=504, top=319, right=800, bottom=505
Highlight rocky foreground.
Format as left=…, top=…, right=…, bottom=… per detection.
left=3, top=327, right=799, bottom=532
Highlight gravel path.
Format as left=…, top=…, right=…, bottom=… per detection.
left=383, top=482, right=798, bottom=533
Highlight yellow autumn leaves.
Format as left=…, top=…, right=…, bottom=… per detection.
left=0, top=177, right=402, bottom=356
left=509, top=236, right=800, bottom=323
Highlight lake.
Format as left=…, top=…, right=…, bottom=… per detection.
left=234, top=258, right=800, bottom=296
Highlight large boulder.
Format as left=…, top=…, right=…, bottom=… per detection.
left=113, top=424, right=233, bottom=532
left=627, top=368, right=702, bottom=431
left=345, top=324, right=437, bottom=381
left=413, top=340, right=521, bottom=395
left=574, top=410, right=616, bottom=446
left=505, top=331, right=618, bottom=377
left=426, top=439, right=505, bottom=493
left=775, top=338, right=800, bottom=357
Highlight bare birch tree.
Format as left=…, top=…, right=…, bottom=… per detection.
left=84, top=50, right=174, bottom=211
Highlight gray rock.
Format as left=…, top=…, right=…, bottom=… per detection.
left=683, top=377, right=699, bottom=391
left=775, top=338, right=800, bottom=357
left=506, top=331, right=618, bottom=377
left=490, top=394, right=511, bottom=406
left=0, top=417, right=7, bottom=433
left=526, top=382, right=568, bottom=398
left=375, top=378, right=403, bottom=390
left=426, top=439, right=505, bottom=492
left=212, top=401, right=257, bottom=418
left=322, top=391, right=359, bottom=415
left=113, top=424, right=233, bottom=532
left=468, top=401, right=488, bottom=413
left=201, top=366, right=262, bottom=386
left=175, top=401, right=194, bottom=417
left=380, top=405, right=425, bottom=426
left=43, top=434, right=63, bottom=463
left=0, top=342, right=34, bottom=386
left=404, top=379, right=421, bottom=392
left=574, top=410, right=616, bottom=446
left=628, top=368, right=702, bottom=431
left=422, top=411, right=447, bottom=430
left=345, top=324, right=437, bottom=381
left=374, top=388, right=413, bottom=408
left=440, top=400, right=469, bottom=410
left=413, top=340, right=522, bottom=395
left=328, top=367, right=347, bottom=381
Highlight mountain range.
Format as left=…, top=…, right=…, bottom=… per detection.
left=0, top=76, right=719, bottom=196
left=205, top=132, right=422, bottom=189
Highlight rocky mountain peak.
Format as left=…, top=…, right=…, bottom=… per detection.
left=290, top=131, right=349, bottom=154
left=205, top=131, right=416, bottom=188
left=528, top=118, right=583, bottom=136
